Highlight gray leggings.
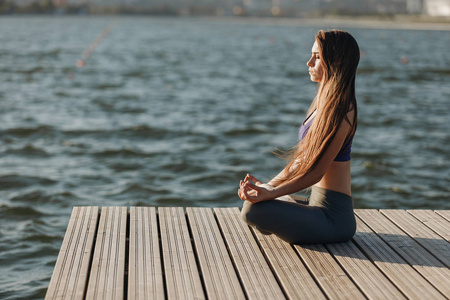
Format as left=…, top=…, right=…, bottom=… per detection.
left=241, top=186, right=356, bottom=244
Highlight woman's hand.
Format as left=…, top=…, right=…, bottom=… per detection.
left=243, top=174, right=262, bottom=186
left=238, top=174, right=274, bottom=203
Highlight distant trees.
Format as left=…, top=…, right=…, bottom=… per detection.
left=0, top=0, right=55, bottom=14
left=0, top=0, right=448, bottom=18
left=0, top=0, right=13, bottom=14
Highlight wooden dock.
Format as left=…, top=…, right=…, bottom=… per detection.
left=45, top=207, right=450, bottom=300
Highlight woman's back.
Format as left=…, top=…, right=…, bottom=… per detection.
left=316, top=160, right=351, bottom=196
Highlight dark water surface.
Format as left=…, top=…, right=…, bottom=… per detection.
left=0, top=16, right=449, bottom=299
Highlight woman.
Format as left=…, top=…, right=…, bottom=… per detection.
left=238, top=29, right=359, bottom=244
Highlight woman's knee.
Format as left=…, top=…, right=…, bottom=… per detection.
left=339, top=216, right=357, bottom=242
left=241, top=200, right=270, bottom=227
left=241, top=201, right=257, bottom=226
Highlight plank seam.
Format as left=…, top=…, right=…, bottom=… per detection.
left=129, top=207, right=136, bottom=299
left=354, top=211, right=446, bottom=299
left=349, top=235, right=407, bottom=299
left=210, top=209, right=239, bottom=299
left=324, top=242, right=371, bottom=299
left=113, top=207, right=120, bottom=300
left=108, top=207, right=117, bottom=300
left=198, top=209, right=220, bottom=296
left=248, top=227, right=289, bottom=299
left=351, top=214, right=411, bottom=299
left=380, top=210, right=448, bottom=265
left=188, top=210, right=208, bottom=294
left=107, top=207, right=113, bottom=300
left=184, top=209, right=208, bottom=299
left=203, top=208, right=245, bottom=299
left=354, top=211, right=407, bottom=264
left=270, top=237, right=303, bottom=298
left=142, top=207, right=147, bottom=300
left=435, top=210, right=450, bottom=222
left=124, top=208, right=130, bottom=300
left=228, top=209, right=261, bottom=297
left=193, top=209, right=219, bottom=297
left=229, top=208, right=283, bottom=299
left=407, top=210, right=450, bottom=242
left=291, top=244, right=330, bottom=299
left=164, top=208, right=179, bottom=299
left=213, top=209, right=248, bottom=300
left=155, top=209, right=167, bottom=300
left=271, top=235, right=311, bottom=298
left=215, top=209, right=247, bottom=299
left=82, top=208, right=100, bottom=300
left=379, top=210, right=450, bottom=297
left=95, top=207, right=109, bottom=300
left=177, top=208, right=189, bottom=298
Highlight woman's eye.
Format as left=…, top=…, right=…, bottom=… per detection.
left=315, top=55, right=320, bottom=59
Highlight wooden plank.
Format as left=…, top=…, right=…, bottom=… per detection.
left=408, top=210, right=450, bottom=242
left=86, top=207, right=127, bottom=300
left=354, top=209, right=446, bottom=299
left=251, top=229, right=326, bottom=300
left=436, top=210, right=450, bottom=222
left=326, top=241, right=405, bottom=299
left=378, top=209, right=450, bottom=297
left=382, top=209, right=450, bottom=267
left=128, top=207, right=164, bottom=300
left=214, top=207, right=285, bottom=300
left=293, top=243, right=365, bottom=300
left=159, top=207, right=205, bottom=300
left=45, top=206, right=99, bottom=300
left=186, top=207, right=245, bottom=300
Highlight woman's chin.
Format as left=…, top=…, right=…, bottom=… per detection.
left=310, top=76, right=320, bottom=82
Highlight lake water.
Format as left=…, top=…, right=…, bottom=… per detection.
left=0, top=16, right=449, bottom=299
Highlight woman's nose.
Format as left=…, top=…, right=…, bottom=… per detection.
left=307, top=57, right=313, bottom=67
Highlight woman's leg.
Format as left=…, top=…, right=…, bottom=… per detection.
left=241, top=187, right=355, bottom=244
left=241, top=199, right=331, bottom=244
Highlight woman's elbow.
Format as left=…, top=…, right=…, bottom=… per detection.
left=309, top=168, right=326, bottom=185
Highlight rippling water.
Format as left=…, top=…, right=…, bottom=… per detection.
left=0, top=16, right=449, bottom=299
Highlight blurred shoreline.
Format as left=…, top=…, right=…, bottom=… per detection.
left=1, top=0, right=450, bottom=29
left=196, top=15, right=450, bottom=31
left=1, top=14, right=449, bottom=31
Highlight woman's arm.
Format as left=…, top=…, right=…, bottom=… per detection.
left=241, top=111, right=353, bottom=203
left=267, top=154, right=305, bottom=187
left=267, top=169, right=287, bottom=187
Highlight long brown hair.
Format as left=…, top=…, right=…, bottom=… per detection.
left=273, top=30, right=360, bottom=186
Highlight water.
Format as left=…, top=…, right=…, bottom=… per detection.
left=0, top=16, right=449, bottom=299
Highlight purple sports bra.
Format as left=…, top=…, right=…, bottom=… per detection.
left=298, top=113, right=352, bottom=161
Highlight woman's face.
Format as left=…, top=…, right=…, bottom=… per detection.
left=307, top=41, right=324, bottom=82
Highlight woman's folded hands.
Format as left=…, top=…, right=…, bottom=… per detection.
left=238, top=174, right=275, bottom=203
